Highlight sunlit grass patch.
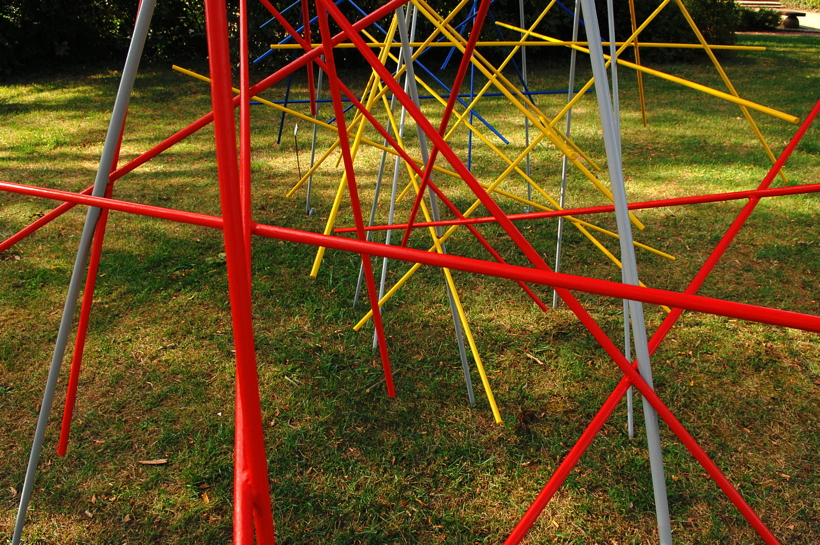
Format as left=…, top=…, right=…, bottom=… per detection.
left=1, top=33, right=819, bottom=543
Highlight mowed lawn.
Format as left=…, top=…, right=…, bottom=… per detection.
left=1, top=33, right=819, bottom=543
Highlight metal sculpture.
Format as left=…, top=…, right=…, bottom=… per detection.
left=3, top=0, right=819, bottom=543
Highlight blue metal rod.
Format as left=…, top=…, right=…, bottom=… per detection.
left=413, top=59, right=509, bottom=144
left=440, top=1, right=481, bottom=70
left=326, top=101, right=358, bottom=125
left=254, top=0, right=345, bottom=64
left=260, top=0, right=300, bottom=29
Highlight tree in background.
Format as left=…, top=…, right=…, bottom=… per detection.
left=1, top=0, right=736, bottom=79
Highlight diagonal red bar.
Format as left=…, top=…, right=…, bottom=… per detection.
left=506, top=100, right=820, bottom=543
left=400, top=0, right=492, bottom=247
left=301, top=0, right=316, bottom=116
left=315, top=0, right=396, bottom=397
left=333, top=181, right=820, bottom=234
left=4, top=179, right=820, bottom=335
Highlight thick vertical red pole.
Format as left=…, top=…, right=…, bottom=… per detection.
left=235, top=0, right=259, bottom=539
left=202, top=0, right=275, bottom=543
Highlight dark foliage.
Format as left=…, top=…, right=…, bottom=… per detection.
left=736, top=7, right=782, bottom=31
left=0, top=0, right=736, bottom=79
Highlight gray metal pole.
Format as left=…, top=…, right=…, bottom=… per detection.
left=396, top=6, right=475, bottom=405
left=354, top=20, right=406, bottom=310
left=518, top=0, right=532, bottom=211
left=12, top=2, right=156, bottom=543
left=624, top=299, right=634, bottom=438
left=374, top=5, right=419, bottom=315
left=605, top=0, right=634, bottom=440
left=577, top=0, right=673, bottom=542
left=306, top=67, right=324, bottom=215
left=373, top=7, right=415, bottom=349
left=552, top=0, right=582, bottom=309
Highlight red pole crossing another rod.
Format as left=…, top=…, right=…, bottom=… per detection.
left=333, top=181, right=820, bottom=234
left=506, top=100, right=820, bottom=543
left=3, top=179, right=819, bottom=335
left=315, top=0, right=396, bottom=397
left=203, top=0, right=275, bottom=541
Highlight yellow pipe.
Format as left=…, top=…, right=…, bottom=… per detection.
left=266, top=41, right=766, bottom=51
left=672, top=0, right=792, bottom=183
left=407, top=163, right=502, bottom=423
left=311, top=16, right=401, bottom=277
left=309, top=174, right=348, bottom=278
left=497, top=23, right=798, bottom=125
left=414, top=0, right=646, bottom=229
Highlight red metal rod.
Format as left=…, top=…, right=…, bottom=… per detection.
left=56, top=198, right=112, bottom=457
left=650, top=98, right=820, bottom=356
left=1, top=2, right=400, bottom=254
left=301, top=0, right=316, bottom=116
left=333, top=181, right=820, bottom=234
left=506, top=101, right=819, bottom=544
left=203, top=0, right=275, bottom=541
left=5, top=180, right=819, bottom=335
left=58, top=106, right=130, bottom=455
left=400, top=0, right=492, bottom=248
left=505, top=375, right=633, bottom=543
left=316, top=0, right=395, bottom=396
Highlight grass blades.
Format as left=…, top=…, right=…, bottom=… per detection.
left=1, top=34, right=819, bottom=543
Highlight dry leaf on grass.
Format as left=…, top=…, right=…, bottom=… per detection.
left=137, top=459, right=168, bottom=465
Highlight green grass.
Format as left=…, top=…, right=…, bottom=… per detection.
left=1, top=34, right=819, bottom=543
left=782, top=0, right=820, bottom=12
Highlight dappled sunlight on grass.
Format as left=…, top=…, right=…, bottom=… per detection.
left=0, top=33, right=818, bottom=543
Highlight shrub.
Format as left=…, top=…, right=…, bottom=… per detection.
left=736, top=7, right=783, bottom=31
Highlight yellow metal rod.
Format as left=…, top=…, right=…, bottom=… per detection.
left=267, top=41, right=766, bottom=50
left=497, top=23, right=799, bottom=125
left=672, top=0, right=792, bottom=182
left=414, top=0, right=645, bottom=229
left=407, top=160, right=502, bottom=423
